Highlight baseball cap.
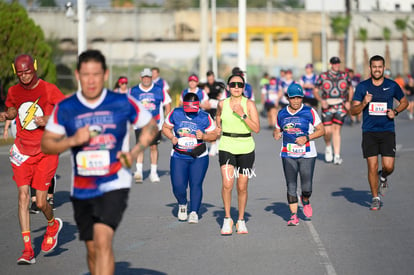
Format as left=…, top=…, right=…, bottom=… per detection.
left=287, top=83, right=304, bottom=98
left=329, top=56, right=341, bottom=64
left=118, top=77, right=128, bottom=84
left=140, top=68, right=152, bottom=77
left=232, top=67, right=244, bottom=76
left=305, top=63, right=313, bottom=69
left=188, top=75, right=199, bottom=82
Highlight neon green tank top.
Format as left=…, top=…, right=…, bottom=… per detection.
left=219, top=97, right=255, bottom=154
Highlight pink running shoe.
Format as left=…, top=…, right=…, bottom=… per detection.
left=287, top=213, right=299, bottom=226
left=301, top=196, right=313, bottom=218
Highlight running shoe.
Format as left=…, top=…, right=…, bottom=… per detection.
left=333, top=154, right=343, bottom=165
left=41, top=218, right=63, bottom=253
left=178, top=204, right=188, bottom=221
left=378, top=170, right=388, bottom=196
left=149, top=173, right=160, bottom=183
left=188, top=211, right=199, bottom=224
left=29, top=202, right=40, bottom=214
left=47, top=197, right=56, bottom=210
left=236, top=220, right=248, bottom=234
left=209, top=143, right=217, bottom=156
left=221, top=217, right=233, bottom=235
left=17, top=249, right=35, bottom=265
left=287, top=213, right=299, bottom=226
left=301, top=196, right=313, bottom=218
left=325, top=146, right=333, bottom=162
left=370, top=197, right=381, bottom=211
left=134, top=171, right=143, bottom=183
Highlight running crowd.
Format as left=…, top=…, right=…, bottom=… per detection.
left=0, top=51, right=408, bottom=274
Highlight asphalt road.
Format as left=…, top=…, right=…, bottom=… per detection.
left=1, top=115, right=413, bottom=275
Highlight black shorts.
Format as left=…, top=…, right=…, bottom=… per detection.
left=321, top=103, right=347, bottom=125
left=362, top=131, right=396, bottom=158
left=264, top=102, right=277, bottom=111
left=135, top=129, right=161, bottom=146
left=218, top=150, right=255, bottom=172
left=303, top=97, right=318, bottom=108
left=71, top=189, right=129, bottom=241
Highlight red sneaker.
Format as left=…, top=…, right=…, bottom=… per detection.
left=41, top=218, right=63, bottom=253
left=17, top=249, right=35, bottom=265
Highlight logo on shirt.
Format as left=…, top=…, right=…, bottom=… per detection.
left=383, top=87, right=390, bottom=91
left=18, top=98, right=44, bottom=131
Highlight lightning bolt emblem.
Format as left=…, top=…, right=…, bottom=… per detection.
left=22, top=98, right=40, bottom=130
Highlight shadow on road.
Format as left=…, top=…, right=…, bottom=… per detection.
left=165, top=202, right=216, bottom=220
left=32, top=221, right=78, bottom=257
left=331, top=187, right=371, bottom=208
left=82, top=261, right=168, bottom=275
left=265, top=202, right=291, bottom=221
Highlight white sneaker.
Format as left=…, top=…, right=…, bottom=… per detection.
left=333, top=154, right=343, bottom=165
left=408, top=112, right=414, bottom=120
left=325, top=146, right=333, bottom=162
left=236, top=220, right=248, bottom=234
left=149, top=173, right=160, bottom=183
left=221, top=217, right=233, bottom=235
left=178, top=204, right=188, bottom=221
left=188, top=211, right=199, bottom=224
left=134, top=171, right=143, bottom=183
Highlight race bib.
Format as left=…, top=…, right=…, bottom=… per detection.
left=368, top=102, right=387, bottom=116
left=178, top=137, right=198, bottom=149
left=76, top=150, right=110, bottom=176
left=9, top=144, right=30, bottom=166
left=286, top=143, right=306, bottom=156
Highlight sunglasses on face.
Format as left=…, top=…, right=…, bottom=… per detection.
left=229, top=82, right=245, bottom=88
left=119, top=82, right=128, bottom=85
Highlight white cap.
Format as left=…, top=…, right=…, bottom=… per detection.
left=140, top=68, right=152, bottom=77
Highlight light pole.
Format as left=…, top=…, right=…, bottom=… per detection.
left=65, top=1, right=87, bottom=55
left=238, top=0, right=246, bottom=74
left=211, top=0, right=218, bottom=75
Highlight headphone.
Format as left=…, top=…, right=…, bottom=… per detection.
left=12, top=58, right=37, bottom=74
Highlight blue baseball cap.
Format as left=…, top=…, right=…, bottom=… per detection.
left=287, top=83, right=304, bottom=98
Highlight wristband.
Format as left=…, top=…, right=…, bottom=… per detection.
left=393, top=109, right=399, bottom=116
left=306, top=135, right=310, bottom=142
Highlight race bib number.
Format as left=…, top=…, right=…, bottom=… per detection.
left=76, top=150, right=110, bottom=176
left=368, top=102, right=387, bottom=116
left=286, top=143, right=306, bottom=156
left=178, top=137, right=197, bottom=149
left=9, top=144, right=29, bottom=166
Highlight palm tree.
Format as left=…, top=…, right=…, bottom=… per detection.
left=358, top=28, right=369, bottom=79
left=382, top=27, right=391, bottom=70
left=394, top=17, right=409, bottom=75
left=330, top=15, right=351, bottom=71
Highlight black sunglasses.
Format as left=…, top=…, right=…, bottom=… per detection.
left=229, top=82, right=245, bottom=88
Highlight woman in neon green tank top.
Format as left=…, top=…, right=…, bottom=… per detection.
left=215, top=73, right=260, bottom=235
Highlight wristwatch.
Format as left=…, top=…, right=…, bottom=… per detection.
left=241, top=114, right=248, bottom=120
left=393, top=109, right=399, bottom=116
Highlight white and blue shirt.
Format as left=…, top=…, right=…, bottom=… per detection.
left=46, top=89, right=152, bottom=199
left=276, top=104, right=321, bottom=158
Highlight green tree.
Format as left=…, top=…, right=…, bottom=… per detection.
left=394, top=17, right=409, bottom=75
left=358, top=27, right=369, bottom=79
left=0, top=2, right=56, bottom=97
left=330, top=15, right=351, bottom=71
left=37, top=0, right=57, bottom=7
left=382, top=27, right=391, bottom=70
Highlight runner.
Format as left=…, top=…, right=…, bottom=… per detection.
left=41, top=49, right=158, bottom=274
left=278, top=69, right=296, bottom=110
left=350, top=55, right=408, bottom=210
left=261, top=77, right=280, bottom=129
left=299, top=63, right=319, bottom=109
left=162, top=93, right=217, bottom=223
left=274, top=83, right=325, bottom=225
left=152, top=67, right=170, bottom=94
left=113, top=76, right=130, bottom=94
left=180, top=74, right=210, bottom=110
left=204, top=70, right=224, bottom=156
left=216, top=73, right=260, bottom=235
left=130, top=68, right=172, bottom=183
left=0, top=54, right=65, bottom=264
left=313, top=56, right=353, bottom=165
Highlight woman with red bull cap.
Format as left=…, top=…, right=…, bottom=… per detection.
left=113, top=76, right=130, bottom=94
left=162, top=93, right=218, bottom=223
